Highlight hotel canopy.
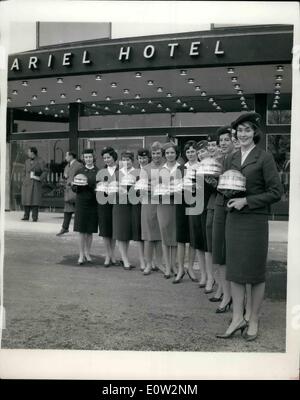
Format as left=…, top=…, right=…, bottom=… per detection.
left=7, top=25, right=292, bottom=126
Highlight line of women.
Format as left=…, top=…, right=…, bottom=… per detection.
left=71, top=112, right=282, bottom=342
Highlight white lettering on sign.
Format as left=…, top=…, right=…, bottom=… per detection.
left=82, top=50, right=91, bottom=64
left=10, top=58, right=20, bottom=71
left=215, top=40, right=224, bottom=55
left=168, top=43, right=179, bottom=58
left=28, top=56, right=38, bottom=69
left=63, top=53, right=72, bottom=66
left=144, top=45, right=155, bottom=59
left=189, top=41, right=201, bottom=56
left=48, top=54, right=53, bottom=68
left=119, top=47, right=131, bottom=61
left=9, top=39, right=229, bottom=74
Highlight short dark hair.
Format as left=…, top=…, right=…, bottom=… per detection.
left=121, top=150, right=135, bottom=162
left=29, top=147, right=38, bottom=155
left=233, top=121, right=261, bottom=144
left=216, top=126, right=232, bottom=145
left=196, top=140, right=209, bottom=151
left=101, top=146, right=118, bottom=161
left=162, top=142, right=180, bottom=159
left=68, top=151, right=77, bottom=159
left=137, top=148, right=151, bottom=159
left=183, top=140, right=197, bottom=154
left=82, top=148, right=96, bottom=163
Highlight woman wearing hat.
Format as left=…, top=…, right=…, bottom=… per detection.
left=156, top=142, right=181, bottom=279
left=141, top=142, right=164, bottom=276
left=216, top=113, right=282, bottom=340
left=189, top=140, right=214, bottom=292
left=112, top=150, right=136, bottom=270
left=72, top=148, right=99, bottom=265
left=204, top=134, right=224, bottom=300
left=96, top=146, right=119, bottom=267
left=212, top=127, right=234, bottom=312
left=132, top=148, right=151, bottom=271
left=173, top=140, right=199, bottom=284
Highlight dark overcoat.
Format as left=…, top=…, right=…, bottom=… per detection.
left=63, top=159, right=82, bottom=212
left=21, top=157, right=47, bottom=206
left=224, top=146, right=283, bottom=284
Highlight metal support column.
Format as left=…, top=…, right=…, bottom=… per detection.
left=69, top=103, right=80, bottom=156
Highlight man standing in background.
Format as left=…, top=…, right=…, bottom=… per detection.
left=56, top=151, right=82, bottom=236
left=21, top=147, right=47, bottom=222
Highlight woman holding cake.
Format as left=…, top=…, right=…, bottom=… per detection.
left=212, top=126, right=234, bottom=312
left=204, top=134, right=223, bottom=300
left=72, top=149, right=99, bottom=265
left=216, top=113, right=282, bottom=340
left=96, top=146, right=119, bottom=267
left=132, top=148, right=151, bottom=272
left=141, top=142, right=164, bottom=276
left=112, top=150, right=136, bottom=270
left=174, top=140, right=199, bottom=284
left=189, top=140, right=214, bottom=293
left=156, top=142, right=181, bottom=279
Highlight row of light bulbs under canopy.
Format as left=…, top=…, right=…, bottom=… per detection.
left=8, top=65, right=285, bottom=116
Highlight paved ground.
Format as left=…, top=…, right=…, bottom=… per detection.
left=1, top=212, right=287, bottom=352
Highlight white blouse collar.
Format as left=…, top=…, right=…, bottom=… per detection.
left=162, top=161, right=180, bottom=174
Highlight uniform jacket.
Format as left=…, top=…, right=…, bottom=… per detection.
left=224, top=146, right=283, bottom=214
left=21, top=156, right=47, bottom=206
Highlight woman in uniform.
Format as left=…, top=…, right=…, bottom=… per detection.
left=211, top=127, right=234, bottom=312
left=141, top=142, right=164, bottom=276
left=216, top=113, right=282, bottom=340
left=112, top=150, right=136, bottom=270
left=156, top=142, right=181, bottom=279
left=189, top=140, right=214, bottom=293
left=132, top=148, right=151, bottom=271
left=96, top=146, right=119, bottom=267
left=174, top=140, right=199, bottom=284
left=205, top=134, right=223, bottom=300
left=73, top=148, right=99, bottom=265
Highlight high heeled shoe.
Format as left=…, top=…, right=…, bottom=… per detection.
left=186, top=270, right=198, bottom=282
left=77, top=259, right=85, bottom=266
left=242, top=322, right=259, bottom=341
left=215, top=298, right=232, bottom=313
left=173, top=271, right=186, bottom=284
left=199, top=282, right=206, bottom=288
left=143, top=266, right=152, bottom=276
left=216, top=319, right=248, bottom=339
left=209, top=294, right=223, bottom=302
left=84, top=256, right=93, bottom=264
left=204, top=281, right=215, bottom=294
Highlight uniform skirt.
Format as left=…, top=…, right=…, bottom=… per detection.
left=98, top=203, right=113, bottom=238
left=206, top=209, right=214, bottom=253
left=131, top=203, right=142, bottom=241
left=189, top=211, right=207, bottom=252
left=112, top=203, right=132, bottom=241
left=141, top=203, right=161, bottom=241
left=212, top=205, right=227, bottom=265
left=176, top=202, right=190, bottom=243
left=74, top=189, right=98, bottom=234
left=157, top=204, right=177, bottom=246
left=226, top=212, right=268, bottom=284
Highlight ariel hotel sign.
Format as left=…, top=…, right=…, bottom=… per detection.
left=8, top=31, right=292, bottom=80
